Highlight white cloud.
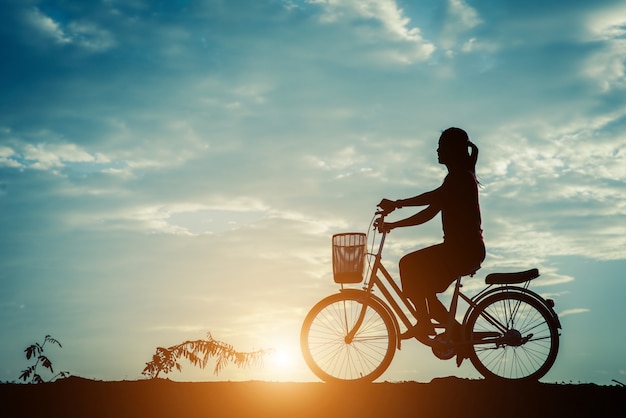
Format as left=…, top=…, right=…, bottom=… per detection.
left=583, top=4, right=626, bottom=92
left=21, top=142, right=110, bottom=170
left=305, top=146, right=364, bottom=171
left=584, top=40, right=626, bottom=92
left=24, top=7, right=71, bottom=45
left=307, top=0, right=435, bottom=63
left=586, top=3, right=626, bottom=41
left=23, top=7, right=115, bottom=51
left=460, top=37, right=498, bottom=54
left=558, top=308, right=590, bottom=318
left=0, top=146, right=22, bottom=168
left=63, top=196, right=273, bottom=235
left=476, top=110, right=626, bottom=263
left=481, top=107, right=626, bottom=186
left=233, top=83, right=274, bottom=105
left=448, top=0, right=481, bottom=30
left=441, top=0, right=482, bottom=50
left=66, top=20, right=116, bottom=51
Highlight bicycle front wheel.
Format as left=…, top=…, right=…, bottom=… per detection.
left=467, top=291, right=559, bottom=381
left=300, top=292, right=396, bottom=382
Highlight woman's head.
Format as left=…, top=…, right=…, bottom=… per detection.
left=437, top=127, right=478, bottom=173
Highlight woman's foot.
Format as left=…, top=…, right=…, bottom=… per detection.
left=403, top=322, right=436, bottom=339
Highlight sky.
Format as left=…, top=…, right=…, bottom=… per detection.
left=1, top=0, right=626, bottom=385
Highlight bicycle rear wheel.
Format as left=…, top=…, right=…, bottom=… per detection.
left=466, top=291, right=559, bottom=381
left=300, top=292, right=396, bottom=382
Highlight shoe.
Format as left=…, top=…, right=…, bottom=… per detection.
left=402, top=322, right=436, bottom=340
left=454, top=331, right=501, bottom=366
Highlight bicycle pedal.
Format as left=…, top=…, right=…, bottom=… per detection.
left=455, top=352, right=466, bottom=367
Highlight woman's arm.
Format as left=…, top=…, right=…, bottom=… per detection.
left=394, top=187, right=441, bottom=208
left=376, top=184, right=444, bottom=231
left=378, top=186, right=441, bottom=212
left=387, top=203, right=441, bottom=230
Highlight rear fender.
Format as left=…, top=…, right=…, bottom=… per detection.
left=463, top=286, right=561, bottom=329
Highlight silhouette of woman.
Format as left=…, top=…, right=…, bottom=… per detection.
left=377, top=127, right=485, bottom=338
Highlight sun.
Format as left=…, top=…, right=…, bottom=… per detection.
left=258, top=335, right=307, bottom=380
left=269, top=346, right=294, bottom=369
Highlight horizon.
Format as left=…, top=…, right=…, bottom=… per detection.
left=2, top=0, right=626, bottom=385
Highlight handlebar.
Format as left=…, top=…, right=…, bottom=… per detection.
left=374, top=208, right=391, bottom=233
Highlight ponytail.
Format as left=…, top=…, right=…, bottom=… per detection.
left=467, top=141, right=478, bottom=175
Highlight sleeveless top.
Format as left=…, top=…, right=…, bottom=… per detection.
left=440, top=170, right=483, bottom=248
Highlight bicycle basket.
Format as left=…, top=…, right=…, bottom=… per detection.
left=332, top=232, right=367, bottom=284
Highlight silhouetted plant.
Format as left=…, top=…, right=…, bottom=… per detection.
left=19, top=335, right=70, bottom=383
left=142, top=332, right=270, bottom=379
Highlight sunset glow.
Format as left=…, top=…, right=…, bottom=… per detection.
left=2, top=0, right=625, bottom=385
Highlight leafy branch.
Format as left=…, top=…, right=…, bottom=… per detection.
left=142, top=332, right=270, bottom=379
left=19, top=335, right=70, bottom=383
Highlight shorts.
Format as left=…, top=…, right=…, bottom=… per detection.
left=399, top=241, right=485, bottom=296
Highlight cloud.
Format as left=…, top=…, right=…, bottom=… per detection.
left=586, top=2, right=626, bottom=41
left=24, top=6, right=71, bottom=45
left=583, top=2, right=626, bottom=91
left=307, top=0, right=435, bottom=63
left=0, top=146, right=21, bottom=168
left=441, top=0, right=482, bottom=50
left=558, top=308, right=590, bottom=318
left=584, top=42, right=626, bottom=93
left=23, top=7, right=115, bottom=51
left=24, top=142, right=110, bottom=170
left=74, top=197, right=273, bottom=236
left=65, top=20, right=116, bottom=51
left=476, top=111, right=626, bottom=262
left=0, top=139, right=113, bottom=172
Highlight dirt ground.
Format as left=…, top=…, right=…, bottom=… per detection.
left=1, top=376, right=623, bottom=418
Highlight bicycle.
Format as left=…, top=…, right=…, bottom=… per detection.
left=300, top=208, right=562, bottom=382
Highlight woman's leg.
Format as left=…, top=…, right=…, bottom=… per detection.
left=400, top=244, right=453, bottom=335
left=399, top=252, right=432, bottom=334
left=427, top=295, right=450, bottom=325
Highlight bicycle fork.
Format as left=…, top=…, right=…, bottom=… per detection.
left=343, top=293, right=371, bottom=344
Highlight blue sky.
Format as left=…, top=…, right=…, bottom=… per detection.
left=1, top=0, right=626, bottom=384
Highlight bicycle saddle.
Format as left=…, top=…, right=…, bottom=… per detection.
left=485, top=268, right=539, bottom=285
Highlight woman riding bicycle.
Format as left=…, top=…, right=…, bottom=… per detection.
left=377, top=127, right=485, bottom=339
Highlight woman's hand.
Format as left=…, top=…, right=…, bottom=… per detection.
left=373, top=217, right=393, bottom=233
left=378, top=198, right=397, bottom=214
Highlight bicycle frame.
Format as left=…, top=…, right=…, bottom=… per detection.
left=344, top=222, right=557, bottom=351
left=357, top=229, right=416, bottom=347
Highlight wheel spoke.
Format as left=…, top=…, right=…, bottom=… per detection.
left=301, top=293, right=396, bottom=382
left=467, top=292, right=559, bottom=381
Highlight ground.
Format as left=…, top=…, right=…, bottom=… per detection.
left=1, top=376, right=623, bottom=417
